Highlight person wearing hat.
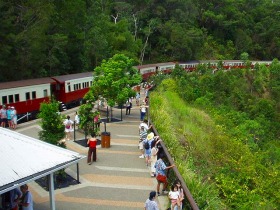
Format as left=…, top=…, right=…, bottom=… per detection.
left=11, top=107, right=17, bottom=129
left=143, top=132, right=158, bottom=166
left=144, top=191, right=159, bottom=210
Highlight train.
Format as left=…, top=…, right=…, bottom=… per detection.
left=0, top=72, right=93, bottom=121
left=0, top=60, right=272, bottom=121
left=135, top=60, right=272, bottom=80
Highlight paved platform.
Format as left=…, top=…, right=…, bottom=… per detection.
left=14, top=89, right=169, bottom=210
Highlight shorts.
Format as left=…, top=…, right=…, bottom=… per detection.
left=156, top=174, right=167, bottom=183
left=1, top=118, right=7, bottom=124
left=139, top=141, right=143, bottom=150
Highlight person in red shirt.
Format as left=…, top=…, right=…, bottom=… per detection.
left=87, top=134, right=97, bottom=165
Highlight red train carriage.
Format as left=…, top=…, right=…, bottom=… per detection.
left=0, top=77, right=54, bottom=115
left=136, top=62, right=176, bottom=80
left=51, top=72, right=93, bottom=108
left=156, top=62, right=176, bottom=74
left=135, top=64, right=157, bottom=81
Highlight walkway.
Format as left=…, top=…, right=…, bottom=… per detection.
left=15, top=89, right=169, bottom=210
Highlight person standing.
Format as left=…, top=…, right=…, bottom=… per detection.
left=11, top=107, right=17, bottom=129
left=150, top=138, right=160, bottom=177
left=74, top=111, right=80, bottom=127
left=93, top=112, right=101, bottom=131
left=19, top=184, right=33, bottom=210
left=0, top=105, right=7, bottom=127
left=144, top=191, right=159, bottom=210
left=63, top=115, right=74, bottom=140
left=1, top=188, right=22, bottom=210
left=173, top=180, right=184, bottom=210
left=87, top=134, right=97, bottom=165
left=7, top=106, right=12, bottom=128
left=154, top=153, right=175, bottom=196
left=140, top=103, right=149, bottom=121
left=138, top=126, right=148, bottom=159
left=135, top=92, right=140, bottom=106
left=125, top=99, right=131, bottom=115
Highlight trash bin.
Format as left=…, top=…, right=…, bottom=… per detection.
left=101, top=132, right=110, bottom=148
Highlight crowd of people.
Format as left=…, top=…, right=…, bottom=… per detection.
left=139, top=122, right=184, bottom=210
left=1, top=184, right=33, bottom=210
left=0, top=105, right=18, bottom=129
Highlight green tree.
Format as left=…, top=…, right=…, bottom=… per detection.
left=90, top=54, right=142, bottom=119
left=38, top=100, right=65, bottom=148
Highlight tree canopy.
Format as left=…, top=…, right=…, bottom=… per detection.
left=90, top=54, right=142, bottom=106
left=1, top=0, right=280, bottom=82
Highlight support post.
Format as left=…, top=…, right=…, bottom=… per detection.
left=76, top=163, right=80, bottom=183
left=48, top=173, right=56, bottom=210
left=74, top=121, right=76, bottom=141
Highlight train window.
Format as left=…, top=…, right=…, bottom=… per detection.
left=87, top=82, right=89, bottom=87
left=26, top=92, right=30, bottom=100
left=90, top=81, right=93, bottom=86
left=68, top=85, right=71, bottom=92
left=79, top=83, right=81, bottom=89
left=32, top=91, right=36, bottom=99
left=9, top=95, right=13, bottom=103
left=15, top=94, right=19, bottom=102
left=82, top=83, right=85, bottom=88
left=2, top=96, right=7, bottom=104
left=43, top=89, right=48, bottom=97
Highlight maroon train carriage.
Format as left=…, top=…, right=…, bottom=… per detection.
left=136, top=62, right=176, bottom=81
left=156, top=62, right=176, bottom=74
left=0, top=77, right=54, bottom=121
left=179, top=61, right=200, bottom=72
left=51, top=72, right=93, bottom=109
left=135, top=64, right=157, bottom=81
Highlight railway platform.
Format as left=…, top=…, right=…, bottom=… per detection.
left=14, top=89, right=169, bottom=209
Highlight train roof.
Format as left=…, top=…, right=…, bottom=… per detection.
left=51, top=72, right=93, bottom=84
left=136, top=62, right=175, bottom=68
left=0, top=77, right=54, bottom=90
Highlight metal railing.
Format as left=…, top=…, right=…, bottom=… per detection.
left=150, top=122, right=199, bottom=210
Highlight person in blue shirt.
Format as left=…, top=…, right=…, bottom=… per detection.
left=154, top=153, right=175, bottom=196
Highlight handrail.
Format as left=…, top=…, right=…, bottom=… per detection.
left=17, top=112, right=31, bottom=122
left=151, top=122, right=200, bottom=210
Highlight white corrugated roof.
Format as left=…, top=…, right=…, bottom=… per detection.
left=0, top=128, right=85, bottom=193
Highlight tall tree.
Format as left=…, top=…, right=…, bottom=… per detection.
left=89, top=54, right=142, bottom=119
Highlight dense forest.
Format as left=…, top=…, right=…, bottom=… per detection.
left=150, top=61, right=280, bottom=209
left=1, top=0, right=280, bottom=82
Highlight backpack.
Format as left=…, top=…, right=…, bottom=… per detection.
left=144, top=141, right=150, bottom=149
left=65, top=120, right=71, bottom=129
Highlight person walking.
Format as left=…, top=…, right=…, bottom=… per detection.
left=144, top=191, right=159, bottom=210
left=87, top=134, right=97, bottom=165
left=154, top=153, right=175, bottom=196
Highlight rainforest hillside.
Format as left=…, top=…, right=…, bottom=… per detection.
left=1, top=0, right=280, bottom=82
left=149, top=61, right=280, bottom=209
